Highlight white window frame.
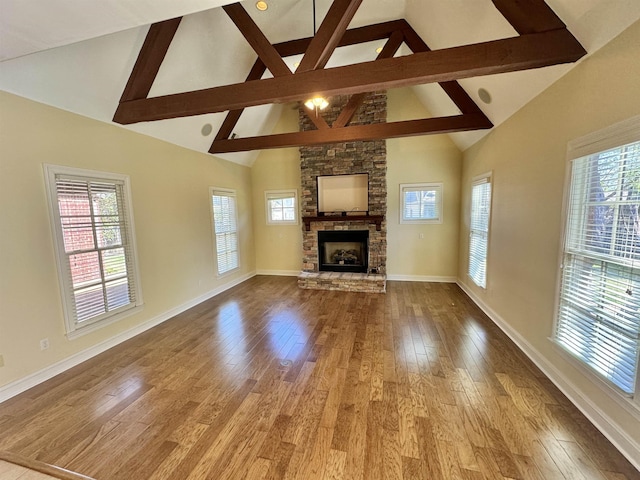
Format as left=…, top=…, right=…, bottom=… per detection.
left=210, top=187, right=240, bottom=276
left=553, top=115, right=640, bottom=405
left=265, top=190, right=298, bottom=225
left=44, top=164, right=143, bottom=338
left=468, top=172, right=492, bottom=289
left=399, top=182, right=443, bottom=224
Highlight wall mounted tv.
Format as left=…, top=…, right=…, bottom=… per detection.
left=317, top=173, right=369, bottom=214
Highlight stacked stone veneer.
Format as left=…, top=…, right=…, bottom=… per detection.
left=298, top=92, right=387, bottom=293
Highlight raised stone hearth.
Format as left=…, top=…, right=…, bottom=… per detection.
left=298, top=92, right=388, bottom=293
left=298, top=271, right=386, bottom=293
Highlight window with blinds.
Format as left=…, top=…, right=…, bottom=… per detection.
left=265, top=190, right=297, bottom=225
left=44, top=165, right=142, bottom=335
left=469, top=174, right=492, bottom=288
left=556, top=134, right=640, bottom=395
left=400, top=183, right=443, bottom=224
left=211, top=188, right=239, bottom=275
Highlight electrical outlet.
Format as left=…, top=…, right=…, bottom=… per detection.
left=419, top=233, right=424, bottom=239
left=0, top=354, right=4, bottom=367
left=40, top=338, right=50, bottom=351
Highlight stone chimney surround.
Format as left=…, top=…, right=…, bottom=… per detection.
left=297, top=92, right=387, bottom=293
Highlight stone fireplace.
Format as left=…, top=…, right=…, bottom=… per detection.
left=297, top=92, right=387, bottom=293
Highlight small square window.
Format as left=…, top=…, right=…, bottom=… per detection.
left=400, top=183, right=443, bottom=224
left=265, top=190, right=298, bottom=225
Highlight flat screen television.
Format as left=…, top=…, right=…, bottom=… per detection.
left=317, top=173, right=368, bottom=214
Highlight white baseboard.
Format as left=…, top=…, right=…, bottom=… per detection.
left=386, top=274, right=457, bottom=283
left=0, top=271, right=256, bottom=403
left=255, top=269, right=300, bottom=276
left=456, top=279, right=640, bottom=472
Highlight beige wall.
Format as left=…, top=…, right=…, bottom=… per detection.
left=0, top=91, right=255, bottom=388
left=251, top=106, right=303, bottom=274
left=387, top=88, right=462, bottom=279
left=459, top=21, right=640, bottom=451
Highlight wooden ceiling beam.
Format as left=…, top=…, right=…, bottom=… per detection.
left=223, top=3, right=291, bottom=78
left=332, top=93, right=367, bottom=129
left=332, top=30, right=405, bottom=128
left=491, top=0, right=566, bottom=34
left=402, top=23, right=484, bottom=116
left=114, top=28, right=585, bottom=124
left=307, top=111, right=331, bottom=130
left=273, top=19, right=409, bottom=57
left=214, top=59, right=267, bottom=141
left=210, top=113, right=492, bottom=153
left=296, top=0, right=363, bottom=73
left=217, top=12, right=402, bottom=139
left=119, top=17, right=182, bottom=102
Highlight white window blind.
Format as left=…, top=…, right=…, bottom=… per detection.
left=211, top=189, right=239, bottom=275
left=265, top=190, right=297, bottom=224
left=469, top=175, right=492, bottom=288
left=45, top=165, right=142, bottom=335
left=556, top=138, right=640, bottom=395
left=400, top=183, right=443, bottom=223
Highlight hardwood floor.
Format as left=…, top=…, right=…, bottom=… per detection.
left=0, top=277, right=637, bottom=479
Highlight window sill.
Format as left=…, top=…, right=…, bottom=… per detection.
left=66, top=304, right=144, bottom=340
left=399, top=219, right=442, bottom=225
left=216, top=267, right=240, bottom=279
left=266, top=221, right=299, bottom=226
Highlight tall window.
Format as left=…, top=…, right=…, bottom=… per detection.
left=556, top=121, right=640, bottom=395
left=265, top=190, right=298, bottom=225
left=469, top=173, right=492, bottom=288
left=44, top=165, right=142, bottom=336
left=400, top=183, right=443, bottom=224
left=210, top=188, right=239, bottom=275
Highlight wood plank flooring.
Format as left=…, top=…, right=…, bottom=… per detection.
left=0, top=277, right=637, bottom=479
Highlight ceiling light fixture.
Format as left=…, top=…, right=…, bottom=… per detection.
left=255, top=1, right=268, bottom=11
left=375, top=46, right=383, bottom=54
left=304, top=0, right=329, bottom=115
left=304, top=97, right=329, bottom=111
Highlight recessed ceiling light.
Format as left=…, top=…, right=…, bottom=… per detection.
left=201, top=123, right=213, bottom=136
left=375, top=47, right=383, bottom=54
left=478, top=88, right=492, bottom=104
left=256, top=1, right=268, bottom=11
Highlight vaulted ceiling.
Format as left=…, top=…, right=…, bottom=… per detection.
left=1, top=0, right=639, bottom=166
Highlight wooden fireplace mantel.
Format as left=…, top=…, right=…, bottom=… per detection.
left=302, top=215, right=384, bottom=232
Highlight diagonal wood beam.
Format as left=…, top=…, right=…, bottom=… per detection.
left=491, top=0, right=565, bottom=34
left=333, top=30, right=405, bottom=128
left=119, top=17, right=182, bottom=102
left=401, top=24, right=484, bottom=116
left=223, top=3, right=291, bottom=77
left=216, top=9, right=397, bottom=139
left=306, top=109, right=331, bottom=130
left=274, top=19, right=409, bottom=57
left=114, top=29, right=586, bottom=125
left=210, top=113, right=492, bottom=153
left=296, top=0, right=363, bottom=73
left=214, top=59, right=267, bottom=141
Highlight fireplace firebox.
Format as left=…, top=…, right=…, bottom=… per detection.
left=318, top=230, right=368, bottom=273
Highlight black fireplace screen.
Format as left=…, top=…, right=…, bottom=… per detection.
left=318, top=230, right=368, bottom=273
